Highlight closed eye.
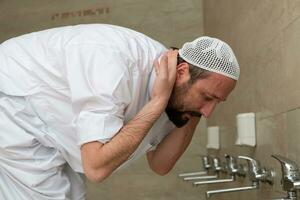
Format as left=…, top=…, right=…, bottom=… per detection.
left=204, top=95, right=214, bottom=101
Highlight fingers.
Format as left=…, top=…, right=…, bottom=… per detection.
left=167, top=49, right=178, bottom=81
left=167, top=49, right=178, bottom=66
left=151, top=50, right=178, bottom=101
left=159, top=53, right=169, bottom=78
left=155, top=49, right=178, bottom=80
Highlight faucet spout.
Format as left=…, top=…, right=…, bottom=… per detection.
left=193, top=176, right=235, bottom=186
left=206, top=182, right=259, bottom=198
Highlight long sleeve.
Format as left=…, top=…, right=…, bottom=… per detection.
left=64, top=44, right=132, bottom=145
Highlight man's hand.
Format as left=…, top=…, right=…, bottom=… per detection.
left=152, top=50, right=178, bottom=104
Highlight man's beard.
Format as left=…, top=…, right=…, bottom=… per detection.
left=166, top=83, right=202, bottom=128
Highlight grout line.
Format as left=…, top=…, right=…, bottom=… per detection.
left=260, top=106, right=300, bottom=120
left=282, top=12, right=300, bottom=30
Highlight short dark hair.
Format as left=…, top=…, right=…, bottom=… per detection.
left=170, top=47, right=210, bottom=84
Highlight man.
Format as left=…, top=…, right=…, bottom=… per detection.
left=0, top=24, right=239, bottom=199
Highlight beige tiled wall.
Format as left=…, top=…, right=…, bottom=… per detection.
left=203, top=0, right=300, bottom=199
left=0, top=0, right=203, bottom=47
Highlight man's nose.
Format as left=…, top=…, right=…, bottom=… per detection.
left=200, top=102, right=217, bottom=118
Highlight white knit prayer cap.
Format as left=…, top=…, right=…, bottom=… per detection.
left=178, top=36, right=240, bottom=80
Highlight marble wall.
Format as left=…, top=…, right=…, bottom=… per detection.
left=203, top=0, right=300, bottom=199
left=0, top=0, right=203, bottom=47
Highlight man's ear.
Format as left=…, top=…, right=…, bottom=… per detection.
left=175, top=62, right=190, bottom=85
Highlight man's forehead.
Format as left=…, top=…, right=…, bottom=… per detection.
left=196, top=74, right=236, bottom=101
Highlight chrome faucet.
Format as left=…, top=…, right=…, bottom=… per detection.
left=184, top=157, right=221, bottom=181
left=272, top=154, right=300, bottom=200
left=193, top=154, right=241, bottom=186
left=206, top=156, right=274, bottom=198
left=212, top=157, right=222, bottom=172
left=178, top=155, right=211, bottom=178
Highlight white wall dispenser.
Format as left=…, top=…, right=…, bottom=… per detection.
left=206, top=126, right=220, bottom=150
left=235, top=112, right=256, bottom=147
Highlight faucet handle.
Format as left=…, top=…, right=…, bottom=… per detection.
left=202, top=156, right=212, bottom=170
left=225, top=154, right=238, bottom=174
left=212, top=157, right=222, bottom=172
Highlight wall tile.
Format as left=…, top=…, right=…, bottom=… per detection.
left=204, top=1, right=300, bottom=199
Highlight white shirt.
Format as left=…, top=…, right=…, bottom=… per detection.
left=0, top=24, right=175, bottom=174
